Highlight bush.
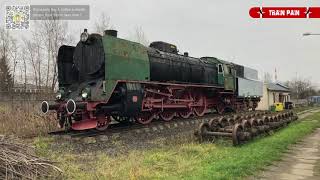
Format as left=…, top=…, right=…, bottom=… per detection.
left=0, top=102, right=58, bottom=137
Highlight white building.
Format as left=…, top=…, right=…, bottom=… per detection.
left=257, top=83, right=291, bottom=110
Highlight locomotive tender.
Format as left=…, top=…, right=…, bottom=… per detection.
left=41, top=29, right=263, bottom=131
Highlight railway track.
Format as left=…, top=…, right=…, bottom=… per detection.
left=46, top=109, right=319, bottom=157
left=49, top=109, right=318, bottom=146
left=49, top=111, right=225, bottom=138
left=49, top=110, right=269, bottom=140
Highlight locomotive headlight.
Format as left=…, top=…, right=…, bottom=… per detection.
left=56, top=92, right=62, bottom=100
left=80, top=32, right=89, bottom=42
left=81, top=92, right=88, bottom=99
left=81, top=88, right=91, bottom=99
left=55, top=89, right=65, bottom=100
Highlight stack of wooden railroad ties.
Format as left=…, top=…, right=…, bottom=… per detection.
left=0, top=135, right=61, bottom=179
left=195, top=111, right=298, bottom=145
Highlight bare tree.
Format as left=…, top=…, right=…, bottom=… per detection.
left=9, top=39, right=18, bottom=85
left=0, top=28, right=10, bottom=61
left=21, top=48, right=27, bottom=90
left=22, top=37, right=41, bottom=88
left=25, top=14, right=74, bottom=91
left=129, top=26, right=150, bottom=46
left=285, top=77, right=317, bottom=99
left=94, top=13, right=113, bottom=34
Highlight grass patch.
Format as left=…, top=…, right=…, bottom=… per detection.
left=40, top=111, right=320, bottom=180
left=293, top=105, right=313, bottom=113
left=33, top=137, right=53, bottom=156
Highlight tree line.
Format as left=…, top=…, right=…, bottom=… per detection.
left=0, top=15, right=73, bottom=92
left=264, top=72, right=320, bottom=100
left=284, top=78, right=320, bottom=99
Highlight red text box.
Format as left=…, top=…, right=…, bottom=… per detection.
left=262, top=7, right=307, bottom=18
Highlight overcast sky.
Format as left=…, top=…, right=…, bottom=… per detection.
left=1, top=0, right=320, bottom=86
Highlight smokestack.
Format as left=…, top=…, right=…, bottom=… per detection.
left=104, top=30, right=118, bottom=37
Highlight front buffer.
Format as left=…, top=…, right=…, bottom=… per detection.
left=41, top=82, right=144, bottom=131
left=41, top=100, right=119, bottom=131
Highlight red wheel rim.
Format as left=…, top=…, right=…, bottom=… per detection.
left=160, top=111, right=175, bottom=121
left=193, top=93, right=207, bottom=117
left=135, top=112, right=154, bottom=125
left=179, top=109, right=192, bottom=119
left=178, top=91, right=193, bottom=119
left=96, top=116, right=111, bottom=131
left=216, top=104, right=225, bottom=115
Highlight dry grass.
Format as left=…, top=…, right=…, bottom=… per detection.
left=0, top=102, right=58, bottom=138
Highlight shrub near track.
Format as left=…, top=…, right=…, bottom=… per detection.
left=45, top=110, right=320, bottom=179
left=0, top=103, right=58, bottom=137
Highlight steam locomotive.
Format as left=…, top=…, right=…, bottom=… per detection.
left=41, top=29, right=263, bottom=131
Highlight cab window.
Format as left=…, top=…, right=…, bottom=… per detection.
left=218, top=64, right=223, bottom=74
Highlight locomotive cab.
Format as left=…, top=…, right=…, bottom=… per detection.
left=223, top=64, right=236, bottom=91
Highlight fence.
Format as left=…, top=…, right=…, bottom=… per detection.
left=0, top=90, right=54, bottom=101
left=291, top=99, right=309, bottom=107
left=0, top=90, right=55, bottom=111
